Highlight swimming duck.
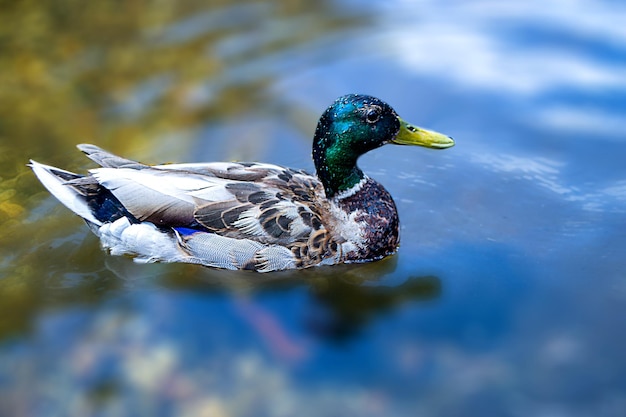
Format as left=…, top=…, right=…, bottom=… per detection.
left=30, top=94, right=454, bottom=272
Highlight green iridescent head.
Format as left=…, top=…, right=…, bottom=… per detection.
left=312, top=94, right=455, bottom=198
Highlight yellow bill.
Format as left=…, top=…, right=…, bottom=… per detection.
left=392, top=118, right=455, bottom=149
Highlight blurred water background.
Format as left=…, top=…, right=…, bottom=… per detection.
left=1, top=0, right=625, bottom=416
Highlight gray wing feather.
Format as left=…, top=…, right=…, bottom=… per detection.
left=179, top=232, right=297, bottom=272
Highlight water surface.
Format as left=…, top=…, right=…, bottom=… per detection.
left=1, top=1, right=625, bottom=416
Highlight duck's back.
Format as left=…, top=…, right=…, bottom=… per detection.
left=31, top=145, right=354, bottom=271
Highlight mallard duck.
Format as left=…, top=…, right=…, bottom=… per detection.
left=30, top=94, right=454, bottom=272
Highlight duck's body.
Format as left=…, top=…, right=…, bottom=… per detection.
left=30, top=94, right=454, bottom=272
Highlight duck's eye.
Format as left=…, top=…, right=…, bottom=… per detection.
left=365, top=108, right=380, bottom=123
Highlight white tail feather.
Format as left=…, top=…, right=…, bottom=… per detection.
left=29, top=160, right=102, bottom=225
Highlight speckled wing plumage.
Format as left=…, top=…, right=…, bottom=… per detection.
left=68, top=145, right=347, bottom=271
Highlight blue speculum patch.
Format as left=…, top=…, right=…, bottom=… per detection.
left=173, top=227, right=201, bottom=236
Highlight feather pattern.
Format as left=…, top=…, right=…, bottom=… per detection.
left=32, top=144, right=363, bottom=272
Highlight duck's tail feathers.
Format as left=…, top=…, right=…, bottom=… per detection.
left=29, top=160, right=103, bottom=226
left=77, top=144, right=145, bottom=169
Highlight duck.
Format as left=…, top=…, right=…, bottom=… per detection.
left=29, top=94, right=454, bottom=272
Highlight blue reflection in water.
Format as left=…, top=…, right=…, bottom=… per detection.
left=2, top=0, right=626, bottom=416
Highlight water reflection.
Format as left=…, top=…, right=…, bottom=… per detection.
left=101, top=244, right=445, bottom=339
left=306, top=275, right=441, bottom=342
left=2, top=0, right=626, bottom=415
left=375, top=0, right=626, bottom=95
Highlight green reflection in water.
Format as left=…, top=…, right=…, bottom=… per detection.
left=0, top=0, right=375, bottom=340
